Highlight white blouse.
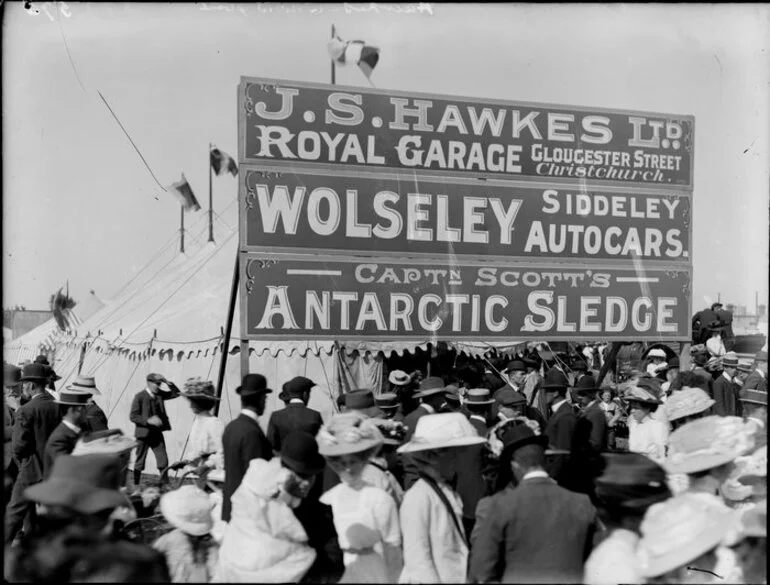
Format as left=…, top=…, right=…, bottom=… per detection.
left=627, top=415, right=669, bottom=463
left=186, top=414, right=224, bottom=462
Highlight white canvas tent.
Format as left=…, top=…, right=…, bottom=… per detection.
left=36, top=207, right=524, bottom=474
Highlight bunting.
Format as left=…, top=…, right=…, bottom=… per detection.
left=210, top=147, right=238, bottom=176
left=168, top=174, right=201, bottom=211
left=327, top=36, right=380, bottom=79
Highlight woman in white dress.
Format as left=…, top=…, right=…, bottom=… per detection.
left=317, top=412, right=403, bottom=583
left=623, top=383, right=668, bottom=464
left=181, top=378, right=224, bottom=472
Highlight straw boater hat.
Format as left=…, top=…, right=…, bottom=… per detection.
left=159, top=485, right=214, bottom=536
left=67, top=375, right=101, bottom=395
left=374, top=392, right=400, bottom=410
left=665, top=416, right=756, bottom=475
left=24, top=453, right=128, bottom=514
left=388, top=370, right=413, bottom=386
left=646, top=348, right=667, bottom=360
left=316, top=412, right=384, bottom=457
left=71, top=429, right=139, bottom=457
left=636, top=493, right=736, bottom=578
left=344, top=389, right=383, bottom=418
left=664, top=386, right=716, bottom=422
left=413, top=376, right=447, bottom=399
left=722, top=352, right=739, bottom=368
left=55, top=389, right=92, bottom=407
left=465, top=388, right=495, bottom=406
left=737, top=359, right=754, bottom=374
left=182, top=378, right=220, bottom=402
left=398, top=412, right=486, bottom=454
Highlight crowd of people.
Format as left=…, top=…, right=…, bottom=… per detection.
left=2, top=344, right=767, bottom=583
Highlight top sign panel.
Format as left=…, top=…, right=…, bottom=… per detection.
left=239, top=77, right=695, bottom=190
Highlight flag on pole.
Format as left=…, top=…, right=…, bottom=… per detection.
left=210, top=147, right=238, bottom=176
left=327, top=36, right=380, bottom=79
left=168, top=174, right=201, bottom=211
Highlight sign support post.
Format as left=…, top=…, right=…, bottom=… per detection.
left=214, top=254, right=240, bottom=416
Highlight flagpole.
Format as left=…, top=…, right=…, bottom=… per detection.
left=331, top=24, right=336, bottom=84
left=208, top=142, right=214, bottom=243
left=180, top=205, right=185, bottom=254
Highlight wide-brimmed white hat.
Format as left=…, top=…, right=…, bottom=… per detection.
left=664, top=386, right=715, bottom=421
left=316, top=412, right=384, bottom=457
left=159, top=485, right=214, bottom=536
left=71, top=429, right=138, bottom=457
left=398, top=412, right=486, bottom=453
left=665, top=416, right=756, bottom=475
left=636, top=493, right=736, bottom=578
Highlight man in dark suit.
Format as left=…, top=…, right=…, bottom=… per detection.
left=458, top=388, right=495, bottom=540
left=5, top=363, right=62, bottom=546
left=713, top=354, right=740, bottom=416
left=563, top=376, right=607, bottom=501
left=542, top=368, right=577, bottom=486
left=43, top=389, right=92, bottom=478
left=129, top=373, right=181, bottom=488
left=402, top=377, right=447, bottom=489
left=743, top=350, right=768, bottom=393
left=221, top=373, right=274, bottom=522
left=266, top=376, right=323, bottom=452
left=67, top=375, right=109, bottom=432
left=469, top=423, right=597, bottom=584
left=4, top=364, right=23, bottom=508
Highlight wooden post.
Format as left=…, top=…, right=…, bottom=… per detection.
left=179, top=206, right=185, bottom=253
left=331, top=24, right=336, bottom=85
left=240, top=340, right=249, bottom=381
left=208, top=143, right=214, bottom=243
left=214, top=253, right=239, bottom=416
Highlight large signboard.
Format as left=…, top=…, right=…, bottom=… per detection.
left=241, top=255, right=691, bottom=341
left=241, top=167, right=691, bottom=263
left=239, top=77, right=695, bottom=189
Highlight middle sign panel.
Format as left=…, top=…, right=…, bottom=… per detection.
left=241, top=166, right=690, bottom=265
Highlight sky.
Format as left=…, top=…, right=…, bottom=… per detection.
left=3, top=2, right=769, bottom=315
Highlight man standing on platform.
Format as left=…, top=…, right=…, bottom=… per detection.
left=221, top=373, right=273, bottom=522
left=129, top=373, right=181, bottom=489
left=5, top=363, right=61, bottom=546
left=713, top=353, right=740, bottom=416
left=267, top=376, right=323, bottom=453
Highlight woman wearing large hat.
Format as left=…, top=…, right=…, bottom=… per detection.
left=215, top=431, right=325, bottom=583
left=622, top=379, right=668, bottom=464
left=398, top=412, right=485, bottom=583
left=180, top=378, right=224, bottom=474
left=316, top=412, right=403, bottom=583
left=635, top=493, right=740, bottom=584
left=153, top=484, right=219, bottom=583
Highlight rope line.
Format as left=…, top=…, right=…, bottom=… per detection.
left=107, top=356, right=143, bottom=418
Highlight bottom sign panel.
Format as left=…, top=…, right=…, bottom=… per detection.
left=241, top=255, right=691, bottom=341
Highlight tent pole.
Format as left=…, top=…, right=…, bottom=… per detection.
left=214, top=253, right=239, bottom=416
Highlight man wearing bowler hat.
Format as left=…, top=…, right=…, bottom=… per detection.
left=129, top=373, right=181, bottom=489
left=6, top=362, right=62, bottom=546
left=221, top=373, right=274, bottom=522
left=267, top=376, right=323, bottom=452
left=43, top=388, right=93, bottom=478
left=542, top=368, right=578, bottom=486
left=469, top=421, right=597, bottom=584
